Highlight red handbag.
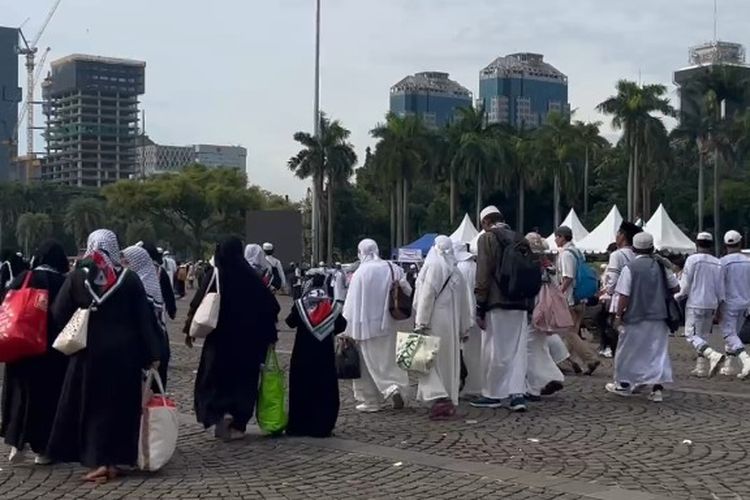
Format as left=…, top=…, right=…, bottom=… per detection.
left=0, top=272, right=49, bottom=363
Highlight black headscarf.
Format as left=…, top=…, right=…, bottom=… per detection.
left=140, top=241, right=163, bottom=265
left=619, top=222, right=643, bottom=245
left=32, top=240, right=70, bottom=274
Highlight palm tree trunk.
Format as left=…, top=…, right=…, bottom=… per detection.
left=584, top=146, right=590, bottom=219
left=395, top=178, right=404, bottom=248
left=390, top=191, right=396, bottom=252
left=449, top=169, right=456, bottom=225
left=327, top=179, right=334, bottom=264
left=403, top=177, right=410, bottom=244
left=627, top=133, right=634, bottom=221
left=475, top=163, right=482, bottom=225
left=553, top=173, right=561, bottom=228
left=713, top=148, right=720, bottom=255
left=697, top=151, right=704, bottom=231
left=517, top=176, right=525, bottom=232
left=633, top=137, right=640, bottom=221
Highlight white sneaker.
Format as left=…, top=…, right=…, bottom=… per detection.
left=602, top=347, right=613, bottom=359
left=703, top=348, right=725, bottom=378
left=604, top=382, right=632, bottom=397
left=648, top=390, right=664, bottom=403
left=8, top=446, right=25, bottom=464
left=355, top=403, right=381, bottom=413
left=34, top=454, right=52, bottom=465
left=719, top=356, right=739, bottom=377
left=691, top=357, right=709, bottom=378
left=738, top=351, right=750, bottom=380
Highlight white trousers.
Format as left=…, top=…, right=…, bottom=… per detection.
left=526, top=331, right=564, bottom=396
left=719, top=306, right=747, bottom=353
left=353, top=334, right=409, bottom=405
left=461, top=327, right=483, bottom=396
left=482, top=309, right=528, bottom=399
left=547, top=334, right=570, bottom=364
left=684, top=307, right=715, bottom=352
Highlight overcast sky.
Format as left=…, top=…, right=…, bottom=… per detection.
left=8, top=0, right=749, bottom=199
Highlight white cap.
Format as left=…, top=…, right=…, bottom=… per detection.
left=724, top=230, right=742, bottom=246
left=479, top=205, right=501, bottom=221
left=633, top=232, right=654, bottom=250
left=262, top=242, right=273, bottom=251
left=696, top=232, right=713, bottom=242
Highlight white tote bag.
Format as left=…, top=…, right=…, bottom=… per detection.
left=396, top=331, right=441, bottom=375
left=53, top=307, right=90, bottom=355
left=189, top=269, right=220, bottom=339
left=138, top=369, right=178, bottom=472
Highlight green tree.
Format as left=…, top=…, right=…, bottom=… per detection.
left=573, top=121, right=609, bottom=218
left=16, top=212, right=52, bottom=257
left=64, top=197, right=105, bottom=250
left=535, top=111, right=579, bottom=228
left=125, top=220, right=157, bottom=246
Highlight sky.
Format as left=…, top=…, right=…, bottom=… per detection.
left=7, top=0, right=750, bottom=200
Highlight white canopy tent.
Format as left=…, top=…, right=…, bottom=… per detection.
left=643, top=204, right=696, bottom=254
left=575, top=205, right=624, bottom=254
left=546, top=209, right=590, bottom=251
left=450, top=214, right=479, bottom=244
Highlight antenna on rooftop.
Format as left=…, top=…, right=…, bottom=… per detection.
left=713, top=0, right=718, bottom=42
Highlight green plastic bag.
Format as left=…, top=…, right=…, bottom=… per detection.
left=257, top=345, right=288, bottom=434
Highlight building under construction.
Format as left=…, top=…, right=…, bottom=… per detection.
left=0, top=26, right=21, bottom=182
left=42, top=54, right=145, bottom=186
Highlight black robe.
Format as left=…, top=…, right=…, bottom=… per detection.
left=46, top=269, right=161, bottom=467
left=285, top=305, right=347, bottom=438
left=185, top=250, right=280, bottom=433
left=0, top=269, right=68, bottom=453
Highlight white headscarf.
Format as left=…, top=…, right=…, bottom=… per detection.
left=357, top=238, right=380, bottom=263
left=244, top=244, right=272, bottom=273
left=123, top=245, right=163, bottom=304
left=86, top=229, right=121, bottom=267
left=418, top=235, right=457, bottom=294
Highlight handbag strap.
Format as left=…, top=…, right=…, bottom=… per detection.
left=264, top=346, right=280, bottom=370
left=143, top=368, right=169, bottom=407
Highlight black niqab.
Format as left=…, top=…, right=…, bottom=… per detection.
left=32, top=240, right=70, bottom=274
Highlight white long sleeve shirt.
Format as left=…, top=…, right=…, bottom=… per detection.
left=720, top=252, right=750, bottom=310
left=679, top=252, right=724, bottom=310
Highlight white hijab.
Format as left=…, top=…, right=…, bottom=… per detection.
left=417, top=235, right=457, bottom=295
left=342, top=238, right=399, bottom=341
left=244, top=244, right=272, bottom=274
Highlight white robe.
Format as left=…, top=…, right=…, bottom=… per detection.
left=614, top=320, right=673, bottom=386
left=483, top=309, right=528, bottom=399
left=456, top=259, right=482, bottom=396
left=526, top=330, right=565, bottom=396
left=547, top=333, right=570, bottom=364
left=413, top=270, right=473, bottom=405
left=353, top=334, right=409, bottom=405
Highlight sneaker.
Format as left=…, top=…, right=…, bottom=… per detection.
left=227, top=429, right=246, bottom=441
left=214, top=414, right=233, bottom=440
left=604, top=382, right=632, bottom=397
left=719, top=356, right=738, bottom=377
left=470, top=397, right=503, bottom=409
left=585, top=360, right=601, bottom=376
left=691, top=357, right=709, bottom=378
left=540, top=380, right=564, bottom=396
left=355, top=403, right=382, bottom=413
left=704, top=348, right=725, bottom=378
left=601, top=347, right=613, bottom=359
left=524, top=393, right=542, bottom=402
left=8, top=446, right=25, bottom=464
left=648, top=390, right=664, bottom=403
left=509, top=396, right=527, bottom=412
left=570, top=361, right=583, bottom=375
left=392, top=392, right=405, bottom=410
left=34, top=454, right=52, bottom=465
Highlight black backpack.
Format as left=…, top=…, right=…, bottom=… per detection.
left=270, top=266, right=282, bottom=290
left=494, top=230, right=542, bottom=301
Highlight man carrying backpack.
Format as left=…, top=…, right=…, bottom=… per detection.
left=472, top=206, right=539, bottom=412
left=554, top=226, right=601, bottom=376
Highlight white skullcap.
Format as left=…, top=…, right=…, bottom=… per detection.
left=724, top=230, right=742, bottom=246
left=262, top=242, right=273, bottom=251
left=696, top=232, right=713, bottom=242
left=479, top=205, right=501, bottom=221
left=633, top=232, right=654, bottom=250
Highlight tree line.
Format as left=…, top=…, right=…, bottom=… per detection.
left=0, top=165, right=297, bottom=259
left=291, top=71, right=750, bottom=262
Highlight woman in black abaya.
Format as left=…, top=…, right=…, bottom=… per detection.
left=286, top=275, right=347, bottom=437
left=185, top=237, right=280, bottom=440
left=1, top=241, right=70, bottom=465
left=47, top=229, right=161, bottom=482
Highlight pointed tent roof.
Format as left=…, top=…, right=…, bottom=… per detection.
left=450, top=214, right=479, bottom=244
left=546, top=209, right=590, bottom=250
left=576, top=206, right=624, bottom=254
left=643, top=204, right=696, bottom=254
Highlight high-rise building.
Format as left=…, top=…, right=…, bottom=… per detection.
left=478, top=53, right=568, bottom=129
left=674, top=41, right=750, bottom=121
left=42, top=54, right=145, bottom=186
left=0, top=27, right=21, bottom=182
left=135, top=137, right=247, bottom=176
left=389, top=71, right=472, bottom=129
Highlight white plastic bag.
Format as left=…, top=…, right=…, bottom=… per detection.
left=189, top=270, right=220, bottom=339
left=53, top=308, right=89, bottom=355
left=138, top=369, right=178, bottom=472
left=396, top=331, right=441, bottom=374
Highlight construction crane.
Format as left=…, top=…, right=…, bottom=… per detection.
left=17, top=0, right=62, bottom=157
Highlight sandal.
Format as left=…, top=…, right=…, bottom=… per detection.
left=83, top=466, right=109, bottom=483
left=429, top=400, right=457, bottom=421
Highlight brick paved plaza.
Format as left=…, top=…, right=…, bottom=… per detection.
left=1, top=294, right=749, bottom=499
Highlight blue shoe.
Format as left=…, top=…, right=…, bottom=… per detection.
left=524, top=393, right=542, bottom=402
left=509, top=396, right=527, bottom=412
left=470, top=397, right=503, bottom=409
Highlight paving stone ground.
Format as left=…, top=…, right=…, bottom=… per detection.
left=1, top=293, right=749, bottom=499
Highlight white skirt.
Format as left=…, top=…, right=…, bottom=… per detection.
left=614, top=320, right=673, bottom=386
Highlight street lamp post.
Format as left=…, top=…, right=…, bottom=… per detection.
left=311, top=0, right=321, bottom=264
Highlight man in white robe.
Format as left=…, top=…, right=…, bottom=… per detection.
left=718, top=230, right=750, bottom=379
left=343, top=239, right=411, bottom=412
left=453, top=242, right=482, bottom=397
left=413, top=236, right=473, bottom=419
left=606, top=232, right=680, bottom=403
left=472, top=206, right=531, bottom=412
left=262, top=242, right=287, bottom=292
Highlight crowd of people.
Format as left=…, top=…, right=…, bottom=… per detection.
left=1, top=211, right=749, bottom=479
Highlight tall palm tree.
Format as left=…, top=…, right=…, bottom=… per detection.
left=597, top=80, right=674, bottom=220
left=64, top=197, right=105, bottom=250
left=16, top=212, right=51, bottom=257
left=289, top=113, right=357, bottom=263
left=573, top=121, right=609, bottom=218
left=370, top=113, right=431, bottom=248
left=536, top=111, right=578, bottom=228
